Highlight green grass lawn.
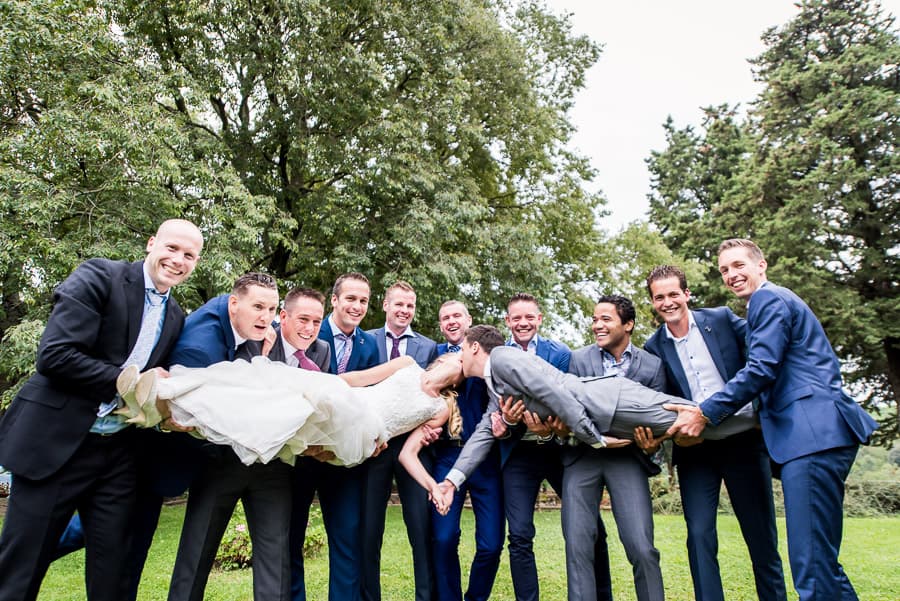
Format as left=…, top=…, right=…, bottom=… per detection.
left=28, top=506, right=900, bottom=600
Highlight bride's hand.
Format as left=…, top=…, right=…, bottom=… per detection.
left=371, top=440, right=389, bottom=458
left=429, top=482, right=451, bottom=516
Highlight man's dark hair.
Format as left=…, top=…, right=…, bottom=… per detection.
left=507, top=292, right=540, bottom=312
left=464, top=325, right=505, bottom=353
left=596, top=295, right=636, bottom=326
left=283, top=287, right=326, bottom=312
left=645, top=265, right=688, bottom=297
left=332, top=272, right=370, bottom=298
left=232, top=272, right=278, bottom=296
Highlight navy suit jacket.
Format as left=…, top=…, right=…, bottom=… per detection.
left=0, top=260, right=185, bottom=479
left=700, top=283, right=877, bottom=463
left=368, top=327, right=438, bottom=368
left=437, top=342, right=490, bottom=443
left=644, top=307, right=747, bottom=404
left=317, top=316, right=380, bottom=373
left=167, top=294, right=241, bottom=368
left=498, top=336, right=571, bottom=466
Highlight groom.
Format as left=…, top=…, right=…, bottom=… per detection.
left=438, top=324, right=706, bottom=499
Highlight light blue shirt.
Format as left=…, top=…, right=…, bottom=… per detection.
left=91, top=265, right=170, bottom=434
left=328, top=315, right=353, bottom=365
left=665, top=313, right=726, bottom=403
left=506, top=334, right=540, bottom=354
left=600, top=343, right=634, bottom=378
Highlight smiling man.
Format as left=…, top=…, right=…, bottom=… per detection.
left=0, top=219, right=203, bottom=601
left=643, top=266, right=786, bottom=601
left=666, top=239, right=878, bottom=601
left=565, top=295, right=666, bottom=601
left=363, top=281, right=438, bottom=601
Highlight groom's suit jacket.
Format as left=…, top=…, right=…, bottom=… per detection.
left=368, top=326, right=438, bottom=368
left=0, top=259, right=184, bottom=480
left=700, top=283, right=877, bottom=464
left=451, top=347, right=623, bottom=479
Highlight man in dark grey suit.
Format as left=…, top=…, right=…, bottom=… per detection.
left=565, top=295, right=665, bottom=601
left=363, top=280, right=438, bottom=601
left=265, top=287, right=337, bottom=601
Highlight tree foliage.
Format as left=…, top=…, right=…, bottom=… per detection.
left=0, top=0, right=606, bottom=399
left=647, top=0, right=900, bottom=441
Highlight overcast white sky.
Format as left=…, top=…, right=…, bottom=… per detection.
left=544, top=0, right=900, bottom=231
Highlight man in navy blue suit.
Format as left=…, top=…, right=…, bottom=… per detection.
left=644, top=265, right=786, bottom=601
left=668, top=239, right=878, bottom=601
left=430, top=300, right=504, bottom=601
left=0, top=219, right=203, bottom=601
left=362, top=281, right=438, bottom=601
left=166, top=272, right=292, bottom=601
left=312, top=272, right=380, bottom=601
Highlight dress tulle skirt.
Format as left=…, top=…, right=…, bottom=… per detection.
left=164, top=357, right=388, bottom=466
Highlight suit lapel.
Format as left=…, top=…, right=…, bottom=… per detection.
left=124, top=262, right=145, bottom=353
left=625, top=349, right=641, bottom=380
left=589, top=345, right=606, bottom=376
left=695, top=311, right=728, bottom=380
left=659, top=333, right=691, bottom=399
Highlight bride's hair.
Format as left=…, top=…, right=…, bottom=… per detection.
left=426, top=354, right=464, bottom=439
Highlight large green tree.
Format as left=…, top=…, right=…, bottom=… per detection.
left=648, top=0, right=900, bottom=440
left=0, top=0, right=606, bottom=403
left=104, top=0, right=605, bottom=336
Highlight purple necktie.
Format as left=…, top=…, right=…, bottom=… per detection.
left=293, top=349, right=321, bottom=372
left=335, top=332, right=353, bottom=374
left=388, top=332, right=402, bottom=360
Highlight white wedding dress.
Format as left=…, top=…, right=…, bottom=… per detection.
left=161, top=357, right=446, bottom=467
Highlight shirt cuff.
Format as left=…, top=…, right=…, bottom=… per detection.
left=589, top=435, right=607, bottom=449
left=445, top=468, right=467, bottom=489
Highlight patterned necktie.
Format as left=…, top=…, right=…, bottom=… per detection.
left=388, top=332, right=402, bottom=360
left=294, top=348, right=321, bottom=372
left=100, top=289, right=166, bottom=416
left=123, top=289, right=167, bottom=370
left=448, top=344, right=460, bottom=353
left=335, top=332, right=353, bottom=374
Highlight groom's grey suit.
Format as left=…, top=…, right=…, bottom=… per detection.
left=448, top=346, right=693, bottom=482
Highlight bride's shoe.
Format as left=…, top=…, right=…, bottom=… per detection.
left=134, top=370, right=166, bottom=428
left=114, top=365, right=143, bottom=421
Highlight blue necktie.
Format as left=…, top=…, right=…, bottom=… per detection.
left=448, top=344, right=460, bottom=353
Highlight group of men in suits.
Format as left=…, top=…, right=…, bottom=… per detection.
left=0, top=223, right=877, bottom=601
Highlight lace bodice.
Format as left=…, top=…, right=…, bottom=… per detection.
left=352, top=363, right=446, bottom=440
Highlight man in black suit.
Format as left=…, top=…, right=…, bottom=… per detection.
left=0, top=219, right=203, bottom=601
left=265, top=287, right=337, bottom=601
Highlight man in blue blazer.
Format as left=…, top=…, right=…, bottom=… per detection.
left=668, top=239, right=878, bottom=601
left=313, top=272, right=380, bottom=601
left=0, top=219, right=203, bottom=601
left=644, top=265, right=786, bottom=601
left=430, top=300, right=504, bottom=601
left=566, top=295, right=666, bottom=601
left=362, top=281, right=438, bottom=601
left=167, top=273, right=292, bottom=601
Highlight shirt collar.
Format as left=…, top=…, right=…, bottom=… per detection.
left=507, top=334, right=539, bottom=352
left=328, top=315, right=353, bottom=338
left=601, top=342, right=635, bottom=364
left=385, top=324, right=414, bottom=339
left=665, top=311, right=697, bottom=342
left=231, top=325, right=247, bottom=350
left=483, top=355, right=493, bottom=380
left=142, top=263, right=170, bottom=299
left=281, top=333, right=299, bottom=358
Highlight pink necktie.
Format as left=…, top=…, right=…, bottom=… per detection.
left=294, top=348, right=321, bottom=372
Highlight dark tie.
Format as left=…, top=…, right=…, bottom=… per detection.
left=335, top=332, right=353, bottom=374
left=448, top=344, right=460, bottom=353
left=294, top=349, right=321, bottom=372
left=388, top=332, right=402, bottom=360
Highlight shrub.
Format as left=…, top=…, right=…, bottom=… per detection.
left=214, top=501, right=328, bottom=571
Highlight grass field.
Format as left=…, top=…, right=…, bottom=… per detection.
left=25, top=505, right=900, bottom=600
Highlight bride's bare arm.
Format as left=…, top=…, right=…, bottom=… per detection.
left=338, top=355, right=415, bottom=387
left=399, top=406, right=451, bottom=514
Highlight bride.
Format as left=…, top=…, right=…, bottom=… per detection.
left=116, top=353, right=465, bottom=510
